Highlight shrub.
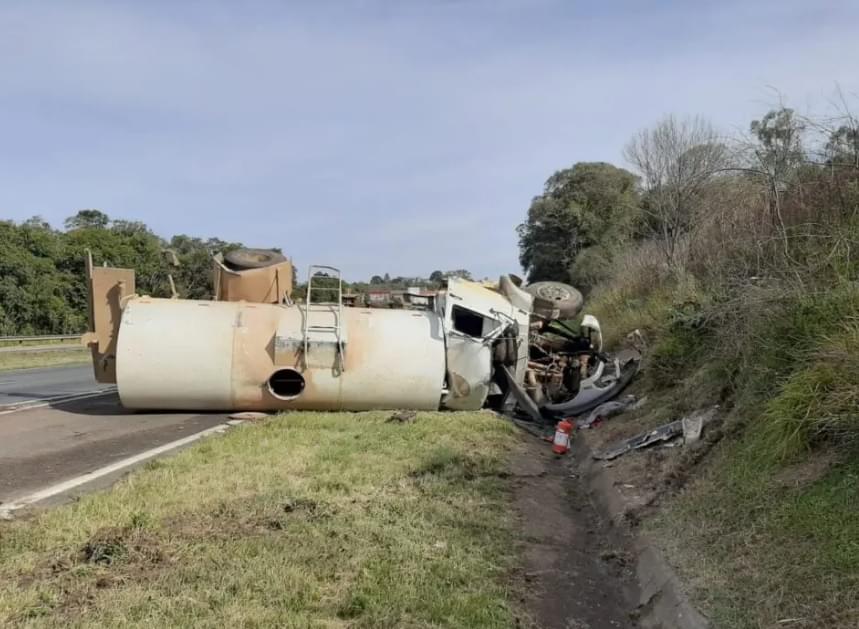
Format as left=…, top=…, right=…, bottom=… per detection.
left=763, top=321, right=859, bottom=459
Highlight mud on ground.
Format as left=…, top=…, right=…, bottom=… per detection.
left=510, top=436, right=641, bottom=629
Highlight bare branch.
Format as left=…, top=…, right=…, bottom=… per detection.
left=623, top=115, right=728, bottom=269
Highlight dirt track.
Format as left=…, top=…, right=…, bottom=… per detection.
left=512, top=436, right=640, bottom=628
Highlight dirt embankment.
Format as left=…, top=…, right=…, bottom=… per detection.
left=510, top=406, right=714, bottom=629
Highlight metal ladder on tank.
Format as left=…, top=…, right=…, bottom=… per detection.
left=303, top=265, right=346, bottom=372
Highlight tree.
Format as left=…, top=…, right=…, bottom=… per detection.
left=0, top=219, right=80, bottom=334
left=826, top=125, right=859, bottom=167
left=111, top=220, right=151, bottom=235
left=743, top=108, right=808, bottom=256
left=370, top=275, right=384, bottom=285
left=517, top=162, right=640, bottom=285
left=429, top=270, right=444, bottom=284
left=55, top=210, right=185, bottom=316
left=168, top=235, right=243, bottom=299
left=64, top=209, right=110, bottom=230
left=624, top=116, right=726, bottom=268
left=750, top=108, right=805, bottom=180
left=444, top=269, right=473, bottom=281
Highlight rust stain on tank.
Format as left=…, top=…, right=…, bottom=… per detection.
left=343, top=310, right=371, bottom=373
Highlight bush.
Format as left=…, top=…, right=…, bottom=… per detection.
left=763, top=321, right=859, bottom=459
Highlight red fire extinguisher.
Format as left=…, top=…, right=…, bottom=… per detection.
left=552, top=418, right=574, bottom=455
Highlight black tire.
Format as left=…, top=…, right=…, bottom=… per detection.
left=525, top=281, right=584, bottom=319
left=224, top=248, right=287, bottom=270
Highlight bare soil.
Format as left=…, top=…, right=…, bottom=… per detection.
left=511, top=435, right=641, bottom=628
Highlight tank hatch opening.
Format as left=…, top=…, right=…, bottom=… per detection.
left=267, top=368, right=306, bottom=399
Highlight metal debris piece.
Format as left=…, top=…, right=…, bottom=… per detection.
left=682, top=415, right=703, bottom=444
left=594, top=420, right=683, bottom=461
left=625, top=328, right=647, bottom=352
left=578, top=395, right=636, bottom=429
left=630, top=396, right=648, bottom=410
left=683, top=406, right=719, bottom=443
left=594, top=406, right=720, bottom=460
left=500, top=365, right=544, bottom=422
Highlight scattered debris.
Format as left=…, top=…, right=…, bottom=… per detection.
left=682, top=407, right=719, bottom=445
left=577, top=395, right=637, bottom=429
left=594, top=406, right=720, bottom=461
left=626, top=328, right=647, bottom=352
left=595, top=420, right=683, bottom=461
left=501, top=365, right=543, bottom=422
left=387, top=410, right=417, bottom=423
left=630, top=396, right=648, bottom=410
left=682, top=415, right=703, bottom=444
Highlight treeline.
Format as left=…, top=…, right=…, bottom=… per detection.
left=367, top=269, right=473, bottom=287
left=518, top=104, right=859, bottom=294
left=0, top=210, right=243, bottom=335
left=0, top=209, right=474, bottom=335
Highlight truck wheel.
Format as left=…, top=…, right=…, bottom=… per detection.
left=525, top=281, right=584, bottom=319
left=224, top=248, right=287, bottom=270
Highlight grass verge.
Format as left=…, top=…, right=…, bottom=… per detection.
left=0, top=411, right=520, bottom=628
left=0, top=348, right=89, bottom=371
left=650, top=436, right=859, bottom=628
left=588, top=275, right=859, bottom=627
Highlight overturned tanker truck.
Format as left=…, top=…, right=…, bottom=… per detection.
left=82, top=248, right=637, bottom=416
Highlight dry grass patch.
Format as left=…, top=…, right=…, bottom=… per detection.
left=0, top=411, right=521, bottom=628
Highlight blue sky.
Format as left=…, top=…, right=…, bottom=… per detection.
left=2, top=1, right=858, bottom=280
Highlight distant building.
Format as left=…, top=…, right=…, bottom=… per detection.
left=364, top=287, right=435, bottom=310
left=405, top=286, right=435, bottom=309
left=367, top=290, right=390, bottom=306
left=342, top=291, right=362, bottom=307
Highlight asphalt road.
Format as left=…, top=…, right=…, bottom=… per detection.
left=0, top=366, right=228, bottom=508
left=0, top=364, right=113, bottom=408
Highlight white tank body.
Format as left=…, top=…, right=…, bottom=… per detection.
left=116, top=297, right=446, bottom=411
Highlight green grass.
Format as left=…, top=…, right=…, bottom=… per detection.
left=0, top=348, right=89, bottom=371
left=589, top=273, right=859, bottom=626
left=585, top=282, right=677, bottom=349
left=761, top=321, right=859, bottom=460
left=0, top=411, right=521, bottom=628
left=651, top=437, right=859, bottom=628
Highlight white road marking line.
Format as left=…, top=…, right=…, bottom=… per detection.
left=0, top=421, right=242, bottom=519
left=0, top=389, right=116, bottom=416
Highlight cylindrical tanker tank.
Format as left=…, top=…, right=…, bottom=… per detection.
left=116, top=297, right=446, bottom=411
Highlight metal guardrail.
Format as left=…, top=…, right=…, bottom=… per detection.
left=0, top=335, right=84, bottom=353
left=0, top=345, right=87, bottom=354
left=0, top=334, right=82, bottom=344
